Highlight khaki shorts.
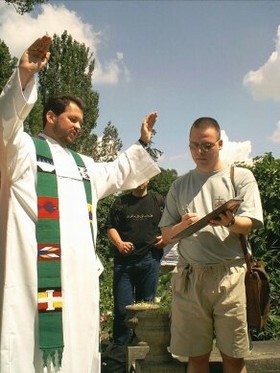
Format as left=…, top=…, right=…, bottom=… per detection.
left=170, top=258, right=250, bottom=359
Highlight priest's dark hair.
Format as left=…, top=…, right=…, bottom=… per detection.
left=42, top=95, right=85, bottom=128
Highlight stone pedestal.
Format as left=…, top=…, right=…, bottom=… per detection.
left=126, top=304, right=186, bottom=372
left=135, top=311, right=171, bottom=360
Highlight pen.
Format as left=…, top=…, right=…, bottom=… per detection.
left=182, top=204, right=190, bottom=215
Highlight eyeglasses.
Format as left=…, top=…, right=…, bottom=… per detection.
left=189, top=140, right=220, bottom=153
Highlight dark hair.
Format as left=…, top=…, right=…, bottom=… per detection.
left=43, top=94, right=85, bottom=128
left=190, top=117, right=221, bottom=139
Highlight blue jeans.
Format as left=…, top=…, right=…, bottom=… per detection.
left=113, top=253, right=161, bottom=345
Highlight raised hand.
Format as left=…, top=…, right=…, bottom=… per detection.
left=19, top=35, right=52, bottom=88
left=140, top=112, right=158, bottom=144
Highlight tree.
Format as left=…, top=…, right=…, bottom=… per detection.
left=0, top=40, right=17, bottom=92
left=149, top=168, right=178, bottom=197
left=4, top=0, right=48, bottom=14
left=247, top=153, right=280, bottom=256
left=92, top=122, right=123, bottom=162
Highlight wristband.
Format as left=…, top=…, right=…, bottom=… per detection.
left=138, top=138, right=148, bottom=148
left=225, top=216, right=235, bottom=228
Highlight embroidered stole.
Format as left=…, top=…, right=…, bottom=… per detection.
left=33, top=137, right=93, bottom=367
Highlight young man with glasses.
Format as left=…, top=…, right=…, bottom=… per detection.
left=160, top=117, right=263, bottom=373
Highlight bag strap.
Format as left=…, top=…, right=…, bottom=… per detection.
left=230, top=165, right=252, bottom=272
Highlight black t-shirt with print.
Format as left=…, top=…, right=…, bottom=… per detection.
left=106, top=192, right=164, bottom=261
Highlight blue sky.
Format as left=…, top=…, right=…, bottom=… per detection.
left=1, top=0, right=280, bottom=175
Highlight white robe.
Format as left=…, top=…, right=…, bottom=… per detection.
left=0, top=70, right=160, bottom=373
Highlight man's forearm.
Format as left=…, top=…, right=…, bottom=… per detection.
left=107, top=228, right=123, bottom=247
left=226, top=216, right=253, bottom=235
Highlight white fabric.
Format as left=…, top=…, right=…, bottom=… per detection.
left=0, top=69, right=160, bottom=373
left=160, top=242, right=179, bottom=266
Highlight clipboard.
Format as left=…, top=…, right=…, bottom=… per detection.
left=171, top=197, right=243, bottom=240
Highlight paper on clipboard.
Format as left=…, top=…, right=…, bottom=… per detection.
left=171, top=197, right=243, bottom=240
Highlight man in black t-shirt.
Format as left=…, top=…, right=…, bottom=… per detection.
left=106, top=180, right=165, bottom=345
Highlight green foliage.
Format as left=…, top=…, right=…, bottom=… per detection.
left=246, top=153, right=280, bottom=253
left=156, top=271, right=173, bottom=312
left=92, top=122, right=123, bottom=162
left=97, top=195, right=118, bottom=336
left=149, top=168, right=178, bottom=197
left=0, top=40, right=17, bottom=93
left=96, top=195, right=116, bottom=264
left=99, top=259, right=114, bottom=338
left=4, top=0, right=48, bottom=14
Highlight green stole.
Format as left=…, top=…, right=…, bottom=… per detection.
left=33, top=137, right=93, bottom=367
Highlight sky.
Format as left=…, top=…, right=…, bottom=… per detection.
left=0, top=0, right=280, bottom=175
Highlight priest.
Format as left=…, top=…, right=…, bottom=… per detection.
left=0, top=35, right=160, bottom=373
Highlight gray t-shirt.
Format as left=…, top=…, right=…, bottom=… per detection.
left=159, top=166, right=263, bottom=264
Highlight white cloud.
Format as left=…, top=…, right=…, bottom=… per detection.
left=94, top=52, right=131, bottom=85
left=0, top=2, right=129, bottom=85
left=243, top=25, right=280, bottom=101
left=169, top=154, right=187, bottom=161
left=269, top=121, right=280, bottom=143
left=157, top=152, right=187, bottom=165
left=220, top=130, right=252, bottom=165
left=243, top=25, right=280, bottom=147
